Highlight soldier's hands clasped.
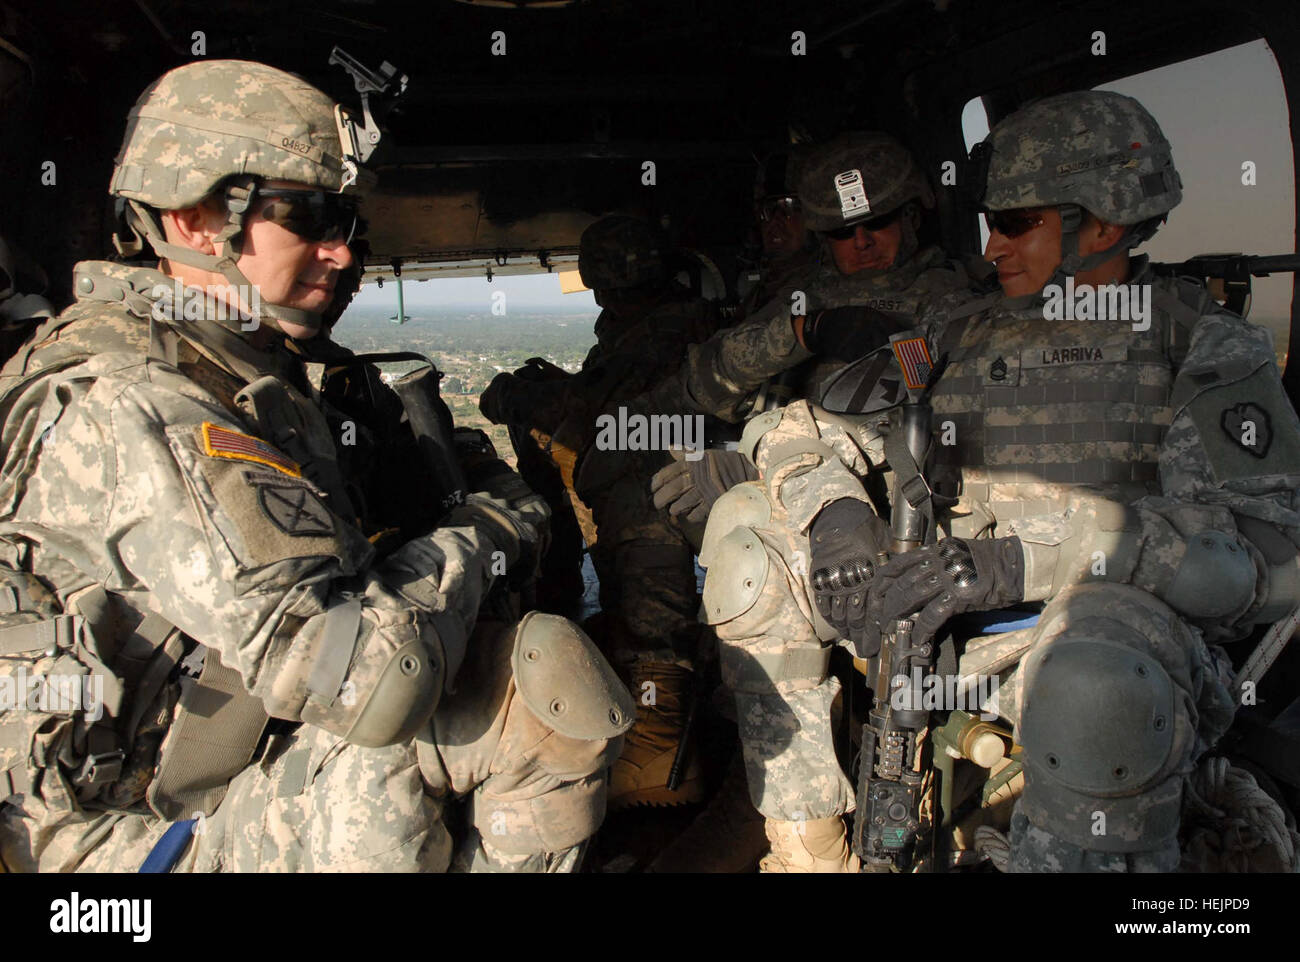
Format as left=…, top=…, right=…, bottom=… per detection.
left=650, top=449, right=758, bottom=524
left=809, top=498, right=891, bottom=656
left=863, top=536, right=1025, bottom=652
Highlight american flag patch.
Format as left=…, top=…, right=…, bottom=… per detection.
left=199, top=422, right=302, bottom=478
left=891, top=336, right=933, bottom=391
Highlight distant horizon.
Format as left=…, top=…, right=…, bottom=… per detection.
left=349, top=271, right=598, bottom=314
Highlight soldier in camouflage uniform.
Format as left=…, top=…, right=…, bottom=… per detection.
left=648, top=132, right=973, bottom=436
left=701, top=90, right=1300, bottom=871
left=0, top=60, right=634, bottom=873
left=648, top=132, right=975, bottom=517
left=480, top=214, right=717, bottom=808
left=642, top=137, right=982, bottom=869
left=735, top=148, right=817, bottom=319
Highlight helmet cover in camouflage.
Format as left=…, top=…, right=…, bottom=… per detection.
left=977, top=90, right=1182, bottom=224
left=110, top=59, right=359, bottom=208
left=578, top=215, right=666, bottom=290
left=797, top=132, right=934, bottom=232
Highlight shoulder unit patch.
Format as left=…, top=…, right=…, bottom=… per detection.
left=1221, top=402, right=1272, bottom=458
left=199, top=422, right=302, bottom=477
left=243, top=471, right=334, bottom=537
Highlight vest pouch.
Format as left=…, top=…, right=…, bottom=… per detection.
left=0, top=576, right=128, bottom=814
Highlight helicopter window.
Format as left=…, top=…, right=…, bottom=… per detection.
left=1099, top=38, right=1295, bottom=367
left=962, top=95, right=992, bottom=252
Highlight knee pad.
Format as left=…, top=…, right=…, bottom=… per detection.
left=462, top=614, right=632, bottom=857
left=702, top=526, right=771, bottom=627
left=511, top=612, right=635, bottom=740
left=699, top=481, right=771, bottom=568
left=1019, top=622, right=1187, bottom=852
left=703, top=526, right=828, bottom=695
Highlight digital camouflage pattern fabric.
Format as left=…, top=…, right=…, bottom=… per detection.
left=699, top=263, right=1300, bottom=869
left=0, top=257, right=630, bottom=872
left=110, top=59, right=359, bottom=208
left=976, top=90, right=1181, bottom=223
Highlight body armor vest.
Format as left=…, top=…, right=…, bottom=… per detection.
left=929, top=270, right=1204, bottom=538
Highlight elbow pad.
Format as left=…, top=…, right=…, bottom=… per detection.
left=1020, top=498, right=1259, bottom=622
left=298, top=598, right=448, bottom=748
left=1159, top=530, right=1257, bottom=621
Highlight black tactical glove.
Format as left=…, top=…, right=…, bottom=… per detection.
left=515, top=356, right=570, bottom=382
left=650, top=449, right=759, bottom=524
left=478, top=372, right=519, bottom=425
left=809, top=498, right=891, bottom=655
left=861, top=537, right=1025, bottom=655
left=801, top=306, right=904, bottom=363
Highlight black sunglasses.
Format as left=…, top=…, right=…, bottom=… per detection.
left=822, top=208, right=901, bottom=240
left=255, top=188, right=366, bottom=244
left=983, top=208, right=1047, bottom=239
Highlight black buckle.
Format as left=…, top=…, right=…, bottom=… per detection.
left=900, top=473, right=932, bottom=510
left=77, top=750, right=126, bottom=788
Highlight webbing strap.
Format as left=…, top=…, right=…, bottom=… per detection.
left=1, top=763, right=33, bottom=801
left=306, top=596, right=362, bottom=706
left=884, top=421, right=935, bottom=522
left=763, top=437, right=837, bottom=470
left=148, top=314, right=179, bottom=367
left=728, top=645, right=833, bottom=692
left=1151, top=283, right=1206, bottom=369
left=0, top=616, right=73, bottom=656
left=121, top=616, right=186, bottom=751
left=147, top=650, right=269, bottom=820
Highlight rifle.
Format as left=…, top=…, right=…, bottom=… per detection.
left=1152, top=252, right=1300, bottom=317
left=319, top=350, right=468, bottom=519
left=388, top=361, right=469, bottom=519
left=851, top=332, right=943, bottom=871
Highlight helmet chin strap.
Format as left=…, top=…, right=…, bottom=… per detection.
left=1042, top=203, right=1145, bottom=293
left=121, top=178, right=324, bottom=339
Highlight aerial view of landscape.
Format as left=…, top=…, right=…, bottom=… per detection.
left=331, top=275, right=600, bottom=464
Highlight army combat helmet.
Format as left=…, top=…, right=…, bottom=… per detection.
left=971, top=90, right=1182, bottom=282
left=578, top=214, right=666, bottom=291
left=109, top=59, right=371, bottom=338
left=797, top=132, right=935, bottom=269
left=797, top=132, right=935, bottom=230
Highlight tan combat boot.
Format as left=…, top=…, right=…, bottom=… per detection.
left=647, top=751, right=768, bottom=872
left=607, top=661, right=704, bottom=810
left=758, top=816, right=860, bottom=873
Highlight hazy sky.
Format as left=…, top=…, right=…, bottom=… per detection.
left=350, top=39, right=1295, bottom=350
